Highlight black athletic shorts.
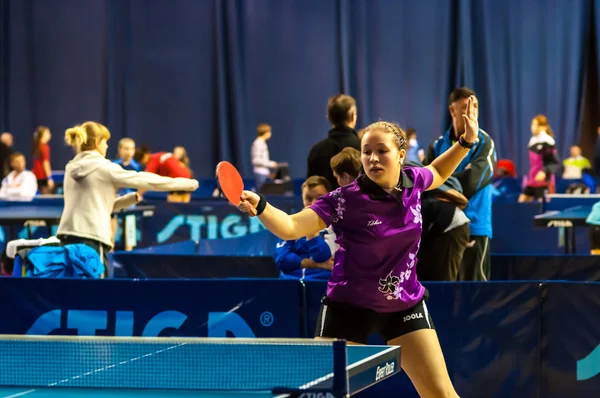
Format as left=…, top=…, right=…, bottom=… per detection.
left=522, top=185, right=548, bottom=199
left=314, top=290, right=434, bottom=344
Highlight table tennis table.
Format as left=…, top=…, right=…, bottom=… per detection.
left=533, top=205, right=591, bottom=254
left=0, top=335, right=400, bottom=398
left=0, top=205, right=155, bottom=248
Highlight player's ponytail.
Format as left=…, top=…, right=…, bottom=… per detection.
left=64, top=122, right=111, bottom=153
left=64, top=126, right=87, bottom=152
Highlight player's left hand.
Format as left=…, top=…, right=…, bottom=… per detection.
left=462, top=95, right=479, bottom=143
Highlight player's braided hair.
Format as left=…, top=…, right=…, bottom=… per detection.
left=363, top=121, right=408, bottom=150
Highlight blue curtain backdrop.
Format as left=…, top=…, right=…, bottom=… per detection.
left=0, top=0, right=595, bottom=178
left=460, top=0, right=591, bottom=174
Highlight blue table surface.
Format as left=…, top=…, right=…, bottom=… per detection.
left=0, top=206, right=64, bottom=219
left=0, top=205, right=154, bottom=220
left=0, top=346, right=391, bottom=397
left=536, top=205, right=591, bottom=219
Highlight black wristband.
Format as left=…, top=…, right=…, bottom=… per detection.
left=458, top=135, right=476, bottom=149
left=256, top=194, right=267, bottom=216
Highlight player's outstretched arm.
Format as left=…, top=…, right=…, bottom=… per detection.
left=237, top=190, right=326, bottom=241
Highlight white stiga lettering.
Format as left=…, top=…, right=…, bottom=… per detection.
left=548, top=220, right=573, bottom=228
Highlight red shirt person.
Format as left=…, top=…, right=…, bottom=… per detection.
left=32, top=125, right=54, bottom=194
left=134, top=147, right=193, bottom=202
left=145, top=152, right=192, bottom=179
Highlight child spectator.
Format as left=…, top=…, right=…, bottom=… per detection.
left=274, top=176, right=335, bottom=281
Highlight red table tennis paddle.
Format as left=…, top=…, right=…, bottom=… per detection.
left=215, top=161, right=257, bottom=216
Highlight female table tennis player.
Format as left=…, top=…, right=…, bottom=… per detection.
left=236, top=97, right=479, bottom=398
left=56, top=122, right=198, bottom=273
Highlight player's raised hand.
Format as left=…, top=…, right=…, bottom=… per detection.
left=462, top=95, right=479, bottom=143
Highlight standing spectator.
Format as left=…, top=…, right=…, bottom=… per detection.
left=251, top=124, right=280, bottom=193
left=519, top=115, right=560, bottom=202
left=423, top=87, right=496, bottom=281
left=32, top=126, right=54, bottom=194
left=412, top=160, right=470, bottom=281
left=306, top=94, right=361, bottom=189
left=0, top=133, right=12, bottom=178
left=112, top=138, right=140, bottom=248
left=0, top=133, right=13, bottom=149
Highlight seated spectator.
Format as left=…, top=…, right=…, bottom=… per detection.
left=563, top=145, right=592, bottom=179
left=494, top=159, right=517, bottom=178
left=330, top=147, right=361, bottom=187
left=0, top=152, right=38, bottom=200
left=274, top=176, right=335, bottom=281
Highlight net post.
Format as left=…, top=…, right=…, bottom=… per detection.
left=332, top=339, right=348, bottom=397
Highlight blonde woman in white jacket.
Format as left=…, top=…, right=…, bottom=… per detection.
left=56, top=122, right=199, bottom=270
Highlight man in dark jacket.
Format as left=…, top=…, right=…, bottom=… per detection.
left=413, top=160, right=471, bottom=281
left=306, top=94, right=361, bottom=189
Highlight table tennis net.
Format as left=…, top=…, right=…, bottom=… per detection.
left=0, top=336, right=339, bottom=391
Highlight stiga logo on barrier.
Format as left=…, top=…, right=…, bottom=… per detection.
left=547, top=220, right=573, bottom=228
left=26, top=310, right=265, bottom=338
left=299, top=394, right=335, bottom=398
left=157, top=214, right=266, bottom=242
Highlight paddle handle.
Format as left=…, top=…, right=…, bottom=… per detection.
left=248, top=206, right=257, bottom=217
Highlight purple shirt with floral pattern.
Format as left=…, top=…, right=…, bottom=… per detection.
left=309, top=166, right=434, bottom=312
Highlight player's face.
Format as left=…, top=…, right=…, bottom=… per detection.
left=97, top=139, right=108, bottom=157
left=361, top=129, right=404, bottom=188
left=302, top=185, right=329, bottom=208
